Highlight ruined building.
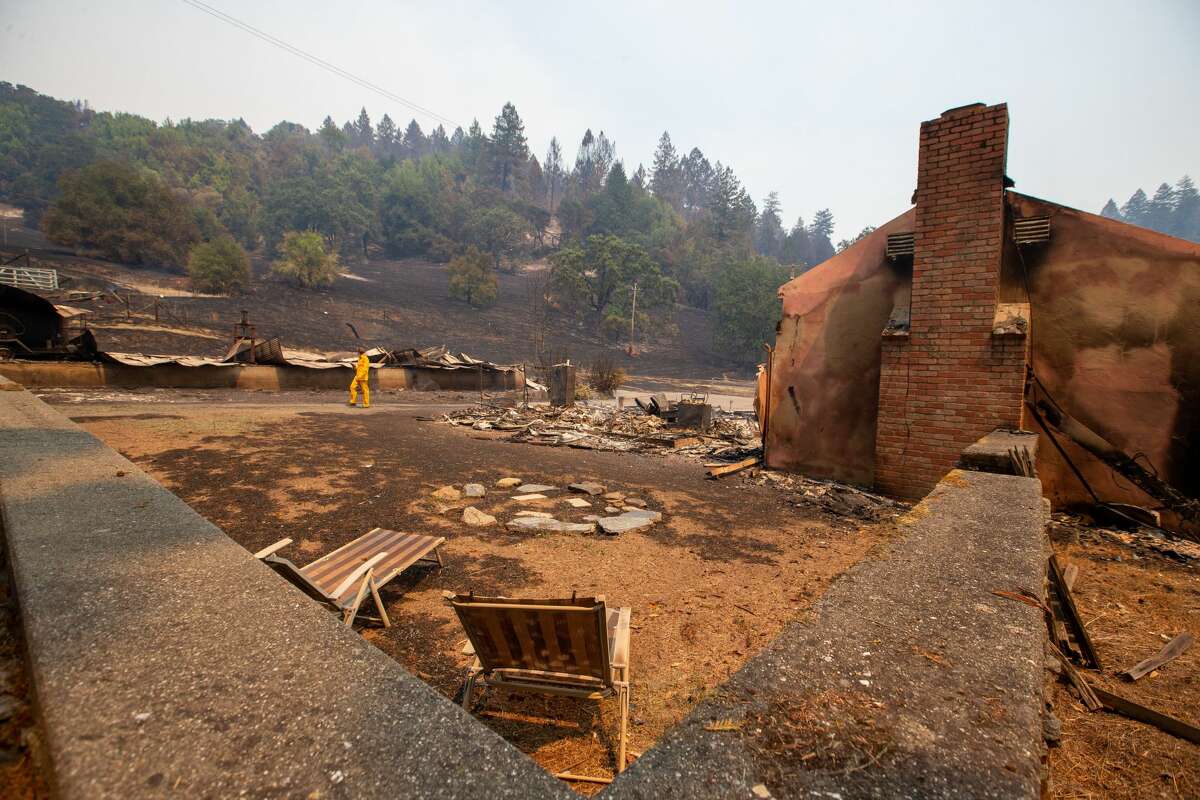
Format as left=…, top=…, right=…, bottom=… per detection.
left=764, top=102, right=1200, bottom=522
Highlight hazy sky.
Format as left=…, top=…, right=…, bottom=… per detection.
left=3, top=0, right=1197, bottom=237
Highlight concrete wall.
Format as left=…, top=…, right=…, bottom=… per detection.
left=765, top=210, right=913, bottom=484
left=0, top=377, right=570, bottom=799
left=0, top=361, right=524, bottom=392
left=1008, top=193, right=1200, bottom=515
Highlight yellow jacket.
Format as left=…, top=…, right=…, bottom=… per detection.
left=354, top=353, right=370, bottom=381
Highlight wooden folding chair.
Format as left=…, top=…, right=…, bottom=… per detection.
left=445, top=592, right=632, bottom=773
left=255, top=528, right=445, bottom=627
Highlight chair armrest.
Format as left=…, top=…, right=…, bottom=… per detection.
left=610, top=607, right=631, bottom=670
left=330, top=552, right=388, bottom=599
left=253, top=538, right=293, bottom=560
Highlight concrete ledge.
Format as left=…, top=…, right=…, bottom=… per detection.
left=0, top=388, right=569, bottom=799
left=959, top=428, right=1040, bottom=476
left=606, top=468, right=1048, bottom=799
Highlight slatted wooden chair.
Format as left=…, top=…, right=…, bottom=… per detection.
left=445, top=592, right=632, bottom=772
left=255, top=528, right=445, bottom=627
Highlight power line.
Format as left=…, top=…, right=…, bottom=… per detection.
left=179, top=0, right=461, bottom=129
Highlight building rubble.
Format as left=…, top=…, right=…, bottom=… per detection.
left=438, top=401, right=905, bottom=523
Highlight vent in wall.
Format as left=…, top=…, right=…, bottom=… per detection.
left=1013, top=216, right=1051, bottom=245
left=886, top=232, right=915, bottom=258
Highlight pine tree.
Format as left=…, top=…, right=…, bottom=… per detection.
left=1100, top=199, right=1123, bottom=221
left=525, top=155, right=546, bottom=207
left=631, top=163, right=647, bottom=189
left=1147, top=182, right=1176, bottom=232
left=1121, top=188, right=1149, bottom=226
left=650, top=131, right=682, bottom=210
left=544, top=137, right=566, bottom=212
left=403, top=119, right=427, bottom=160
left=680, top=148, right=713, bottom=214
left=490, top=102, right=529, bottom=193
left=318, top=115, right=345, bottom=150
left=807, top=209, right=836, bottom=264
left=429, top=124, right=449, bottom=153
left=755, top=191, right=785, bottom=258
left=781, top=216, right=811, bottom=268
left=1172, top=175, right=1199, bottom=242
left=376, top=114, right=397, bottom=158
left=450, top=126, right=465, bottom=149
left=352, top=107, right=373, bottom=148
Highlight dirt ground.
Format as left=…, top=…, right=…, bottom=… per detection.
left=1047, top=521, right=1200, bottom=799
left=0, top=545, right=50, bottom=800
left=49, top=389, right=886, bottom=791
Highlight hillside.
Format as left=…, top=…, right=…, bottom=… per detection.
left=1, top=217, right=740, bottom=380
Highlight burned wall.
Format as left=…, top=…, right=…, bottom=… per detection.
left=764, top=210, right=914, bottom=484
left=1009, top=193, right=1200, bottom=511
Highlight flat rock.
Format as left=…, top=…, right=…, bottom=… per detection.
left=513, top=493, right=549, bottom=502
left=431, top=485, right=461, bottom=502
left=565, top=498, right=592, bottom=508
left=461, top=506, right=496, bottom=527
left=598, top=509, right=663, bottom=535
left=623, top=497, right=647, bottom=508
left=496, top=477, right=522, bottom=488
left=506, top=516, right=596, bottom=534
left=605, top=505, right=623, bottom=514
left=583, top=515, right=601, bottom=522
left=569, top=481, right=606, bottom=496
left=464, top=483, right=486, bottom=498
left=516, top=484, right=557, bottom=494
left=514, top=510, right=553, bottom=518
left=603, top=491, right=626, bottom=501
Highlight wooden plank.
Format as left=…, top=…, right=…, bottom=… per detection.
left=555, top=772, right=612, bottom=785
left=1048, top=554, right=1102, bottom=670
left=1122, top=632, right=1194, bottom=681
left=1092, top=686, right=1200, bottom=745
left=1062, top=562, right=1079, bottom=592
left=707, top=457, right=761, bottom=479
left=672, top=436, right=702, bottom=449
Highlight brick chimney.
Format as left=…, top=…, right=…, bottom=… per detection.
left=874, top=103, right=1028, bottom=498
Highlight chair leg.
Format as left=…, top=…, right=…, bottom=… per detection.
left=342, top=569, right=374, bottom=626
left=616, top=682, right=629, bottom=773
left=368, top=578, right=391, bottom=628
left=461, top=670, right=479, bottom=710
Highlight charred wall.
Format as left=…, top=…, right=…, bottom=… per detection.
left=1008, top=193, right=1200, bottom=509
left=764, top=210, right=914, bottom=484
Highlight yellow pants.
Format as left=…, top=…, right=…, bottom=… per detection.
left=349, top=377, right=370, bottom=407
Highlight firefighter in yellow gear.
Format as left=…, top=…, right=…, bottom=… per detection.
left=348, top=347, right=371, bottom=408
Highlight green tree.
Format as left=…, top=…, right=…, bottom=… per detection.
left=375, top=113, right=397, bottom=158
left=1146, top=182, right=1176, bottom=232
left=649, top=131, right=683, bottom=210
left=42, top=160, right=199, bottom=267
left=351, top=107, right=373, bottom=149
left=1100, top=199, right=1123, bottom=221
left=755, top=191, right=785, bottom=258
left=489, top=102, right=529, bottom=193
left=544, top=137, right=566, bottom=212
left=447, top=246, right=497, bottom=307
left=550, top=234, right=677, bottom=339
left=466, top=205, right=528, bottom=271
left=1173, top=176, right=1199, bottom=241
left=711, top=255, right=789, bottom=364
left=187, top=234, right=250, bottom=294
left=271, top=230, right=339, bottom=287
left=403, top=119, right=427, bottom=159
left=1121, top=188, right=1149, bottom=225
